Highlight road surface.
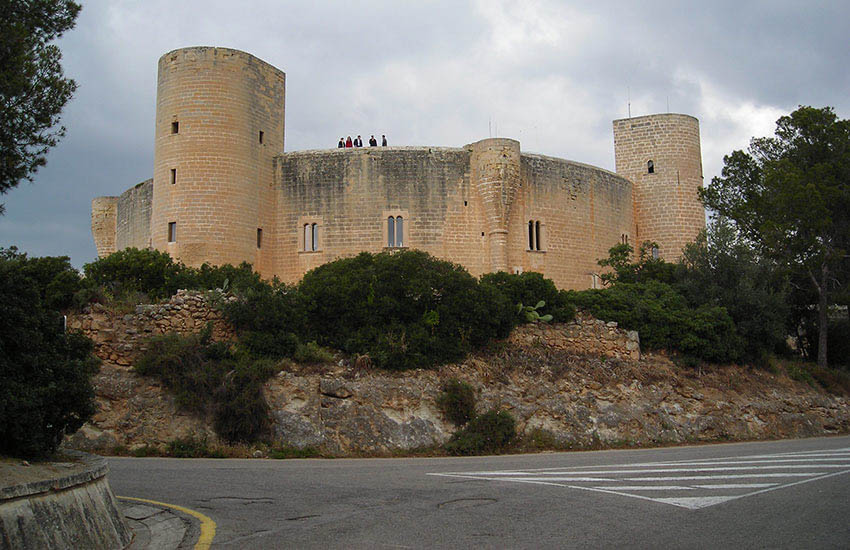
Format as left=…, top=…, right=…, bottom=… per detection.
left=108, top=435, right=850, bottom=548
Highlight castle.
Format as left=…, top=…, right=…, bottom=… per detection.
left=91, top=47, right=705, bottom=290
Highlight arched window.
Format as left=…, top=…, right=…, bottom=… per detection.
left=535, top=220, right=541, bottom=251
left=647, top=160, right=655, bottom=174
left=651, top=245, right=660, bottom=259
left=387, top=216, right=404, bottom=247
left=528, top=220, right=544, bottom=251
left=304, top=223, right=312, bottom=251
left=311, top=223, right=318, bottom=251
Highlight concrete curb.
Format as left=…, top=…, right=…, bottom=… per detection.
left=121, top=502, right=196, bottom=550
left=0, top=450, right=132, bottom=550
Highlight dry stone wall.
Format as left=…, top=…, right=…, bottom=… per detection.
left=509, top=312, right=640, bottom=361
left=67, top=290, right=234, bottom=367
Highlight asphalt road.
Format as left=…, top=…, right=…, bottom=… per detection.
left=108, top=436, right=850, bottom=549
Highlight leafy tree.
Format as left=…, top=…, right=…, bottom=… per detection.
left=701, top=106, right=850, bottom=368
left=83, top=247, right=192, bottom=300
left=597, top=242, right=678, bottom=286
left=677, top=220, right=789, bottom=364
left=0, top=0, right=81, bottom=214
left=0, top=249, right=97, bottom=458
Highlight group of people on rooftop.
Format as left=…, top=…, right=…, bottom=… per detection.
left=338, top=134, right=387, bottom=148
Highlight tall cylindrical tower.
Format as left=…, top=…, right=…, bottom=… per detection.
left=151, top=47, right=285, bottom=270
left=612, top=113, right=705, bottom=260
left=470, top=138, right=522, bottom=273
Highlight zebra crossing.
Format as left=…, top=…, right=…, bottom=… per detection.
left=428, top=447, right=850, bottom=510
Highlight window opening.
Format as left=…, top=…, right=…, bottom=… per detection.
left=171, top=121, right=179, bottom=134
left=621, top=233, right=629, bottom=245
left=463, top=200, right=468, bottom=206
left=311, top=223, right=318, bottom=251
left=257, top=228, right=262, bottom=249
left=535, top=221, right=541, bottom=251
left=387, top=216, right=404, bottom=247
left=528, top=221, right=534, bottom=250
left=651, top=245, right=660, bottom=259
left=259, top=131, right=264, bottom=144
left=170, top=168, right=176, bottom=185
left=647, top=160, right=654, bottom=174
left=167, top=222, right=176, bottom=243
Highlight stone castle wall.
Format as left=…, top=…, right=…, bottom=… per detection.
left=613, top=113, right=705, bottom=259
left=115, top=179, right=152, bottom=250
left=91, top=197, right=117, bottom=258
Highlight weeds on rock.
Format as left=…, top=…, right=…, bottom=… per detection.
left=436, top=379, right=476, bottom=427
left=135, top=324, right=277, bottom=443
left=445, top=410, right=516, bottom=456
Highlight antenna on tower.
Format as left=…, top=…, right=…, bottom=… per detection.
left=667, top=95, right=669, bottom=113
left=488, top=117, right=492, bottom=138
left=627, top=86, right=631, bottom=118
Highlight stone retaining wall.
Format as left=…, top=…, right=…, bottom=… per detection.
left=509, top=311, right=640, bottom=361
left=0, top=451, right=131, bottom=549
left=67, top=290, right=235, bottom=367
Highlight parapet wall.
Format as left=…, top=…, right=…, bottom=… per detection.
left=509, top=311, right=640, bottom=361
left=0, top=451, right=131, bottom=550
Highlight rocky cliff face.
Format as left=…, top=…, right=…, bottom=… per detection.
left=66, top=292, right=850, bottom=455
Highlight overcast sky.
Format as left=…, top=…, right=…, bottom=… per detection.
left=2, top=0, right=848, bottom=268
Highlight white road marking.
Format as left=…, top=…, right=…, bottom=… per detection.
left=428, top=447, right=850, bottom=510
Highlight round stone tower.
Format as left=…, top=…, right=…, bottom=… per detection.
left=150, top=47, right=285, bottom=271
left=612, top=113, right=705, bottom=259
left=470, top=138, right=522, bottom=272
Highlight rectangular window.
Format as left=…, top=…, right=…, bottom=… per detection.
left=258, top=131, right=264, bottom=144
left=167, top=222, right=176, bottom=243
left=171, top=121, right=179, bottom=134
left=170, top=169, right=176, bottom=185
left=257, top=228, right=263, bottom=249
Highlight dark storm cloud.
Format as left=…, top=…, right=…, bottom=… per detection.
left=1, top=0, right=848, bottom=267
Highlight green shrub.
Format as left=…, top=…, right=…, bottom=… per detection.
left=480, top=271, right=575, bottom=323
left=223, top=284, right=305, bottom=359
left=135, top=327, right=277, bottom=443
left=297, top=251, right=515, bottom=369
left=270, top=446, right=321, bottom=459
left=0, top=250, right=98, bottom=458
left=166, top=434, right=224, bottom=458
left=84, top=248, right=191, bottom=300
left=564, top=280, right=742, bottom=364
left=436, top=379, right=476, bottom=426
left=445, top=409, right=517, bottom=455
left=293, top=341, right=335, bottom=364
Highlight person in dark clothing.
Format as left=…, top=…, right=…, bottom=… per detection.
left=369, top=135, right=377, bottom=146
left=382, top=135, right=387, bottom=146
left=355, top=135, right=363, bottom=147
left=345, top=136, right=353, bottom=148
left=338, top=138, right=344, bottom=148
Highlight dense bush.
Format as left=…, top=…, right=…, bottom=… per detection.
left=564, top=280, right=742, bottom=363
left=134, top=325, right=276, bottom=443
left=0, top=250, right=98, bottom=458
left=295, top=251, right=515, bottom=369
left=480, top=271, right=575, bottom=323
left=445, top=409, right=517, bottom=455
left=436, top=379, right=476, bottom=426
left=222, top=284, right=305, bottom=359
left=83, top=248, right=270, bottom=302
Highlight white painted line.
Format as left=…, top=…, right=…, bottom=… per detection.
left=693, top=483, right=777, bottom=489
left=617, top=473, right=819, bottom=481
left=444, top=464, right=850, bottom=477
left=594, top=485, right=694, bottom=491
left=652, top=496, right=738, bottom=510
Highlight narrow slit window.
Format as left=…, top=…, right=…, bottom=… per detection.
left=647, top=160, right=655, bottom=174
left=171, top=121, right=179, bottom=134
left=259, top=131, right=264, bottom=144
left=167, top=222, right=176, bottom=243
left=170, top=168, right=176, bottom=185
left=528, top=221, right=534, bottom=250
left=396, top=216, right=403, bottom=247
left=257, top=228, right=262, bottom=249
left=311, top=223, right=318, bottom=251
left=387, top=216, right=395, bottom=247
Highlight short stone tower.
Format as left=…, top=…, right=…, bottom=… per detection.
left=613, top=113, right=705, bottom=259
left=150, top=47, right=285, bottom=274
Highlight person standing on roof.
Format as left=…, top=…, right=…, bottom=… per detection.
left=354, top=135, right=363, bottom=147
left=382, top=135, right=387, bottom=146
left=338, top=138, right=344, bottom=148
left=369, top=135, right=377, bottom=146
left=345, top=136, right=353, bottom=148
